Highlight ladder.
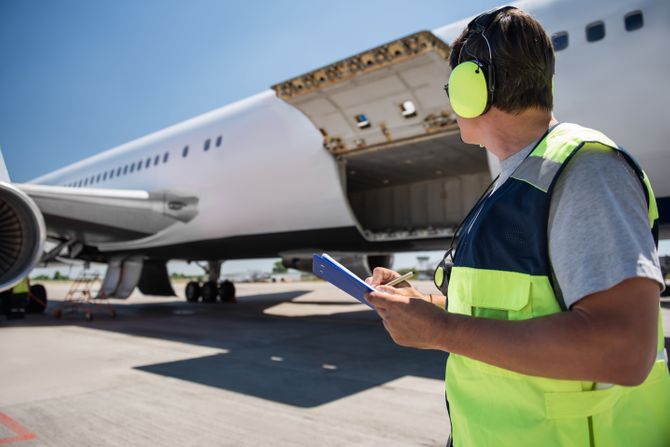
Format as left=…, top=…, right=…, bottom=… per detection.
left=52, top=271, right=116, bottom=321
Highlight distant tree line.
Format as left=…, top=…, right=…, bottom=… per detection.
left=31, top=271, right=70, bottom=281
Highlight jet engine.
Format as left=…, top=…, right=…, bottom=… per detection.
left=281, top=252, right=394, bottom=279
left=0, top=182, right=46, bottom=291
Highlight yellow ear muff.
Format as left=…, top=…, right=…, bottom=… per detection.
left=434, top=266, right=445, bottom=288
left=447, top=61, right=489, bottom=118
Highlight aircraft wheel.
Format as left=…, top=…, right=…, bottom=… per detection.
left=27, top=284, right=48, bottom=314
left=201, top=281, right=219, bottom=303
left=219, top=280, right=236, bottom=303
left=185, top=281, right=201, bottom=302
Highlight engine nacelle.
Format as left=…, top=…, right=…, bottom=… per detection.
left=282, top=253, right=394, bottom=279
left=0, top=182, right=46, bottom=292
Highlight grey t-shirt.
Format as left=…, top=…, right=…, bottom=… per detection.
left=494, top=134, right=664, bottom=308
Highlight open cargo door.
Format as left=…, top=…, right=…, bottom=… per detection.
left=272, top=31, right=492, bottom=241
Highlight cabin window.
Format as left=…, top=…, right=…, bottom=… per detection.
left=182, top=145, right=189, bottom=158
left=103, top=172, right=107, bottom=181
left=145, top=158, right=151, bottom=168
left=586, top=21, right=605, bottom=42
left=204, top=139, right=211, bottom=151
left=552, top=32, right=569, bottom=51
left=96, top=174, right=101, bottom=183
left=625, top=10, right=643, bottom=32
left=154, top=155, right=160, bottom=166
left=123, top=165, right=128, bottom=175
left=116, top=167, right=122, bottom=176
left=163, top=152, right=169, bottom=163
left=216, top=136, right=222, bottom=147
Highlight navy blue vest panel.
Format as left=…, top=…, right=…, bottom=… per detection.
left=454, top=177, right=551, bottom=276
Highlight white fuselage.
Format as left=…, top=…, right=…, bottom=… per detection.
left=30, top=0, right=670, bottom=254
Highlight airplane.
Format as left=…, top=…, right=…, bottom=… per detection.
left=1, top=0, right=668, bottom=306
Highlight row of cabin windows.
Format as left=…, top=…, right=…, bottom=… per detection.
left=551, top=10, right=644, bottom=52
left=64, top=134, right=223, bottom=187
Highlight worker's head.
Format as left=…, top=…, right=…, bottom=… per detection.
left=446, top=6, right=555, bottom=143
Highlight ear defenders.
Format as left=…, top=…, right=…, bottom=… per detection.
left=445, top=6, right=517, bottom=118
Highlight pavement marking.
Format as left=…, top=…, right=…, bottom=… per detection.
left=0, top=413, right=36, bottom=445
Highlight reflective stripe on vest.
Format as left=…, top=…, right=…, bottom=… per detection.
left=445, top=123, right=670, bottom=447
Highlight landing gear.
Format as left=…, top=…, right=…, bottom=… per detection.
left=27, top=284, right=48, bottom=314
left=219, top=280, right=236, bottom=303
left=201, top=281, right=218, bottom=303
left=184, top=261, right=237, bottom=303
left=185, top=281, right=201, bottom=302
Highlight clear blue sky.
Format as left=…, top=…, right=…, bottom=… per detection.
left=1, top=0, right=509, bottom=276
left=0, top=0, right=502, bottom=182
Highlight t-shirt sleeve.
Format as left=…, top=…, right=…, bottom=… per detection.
left=547, top=147, right=664, bottom=309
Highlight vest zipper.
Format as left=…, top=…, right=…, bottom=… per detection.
left=588, top=416, right=595, bottom=447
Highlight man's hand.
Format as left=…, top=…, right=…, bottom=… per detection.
left=365, top=267, right=428, bottom=301
left=365, top=285, right=448, bottom=349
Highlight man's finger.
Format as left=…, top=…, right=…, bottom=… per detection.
left=368, top=291, right=394, bottom=303
left=371, top=267, right=396, bottom=287
left=377, top=285, right=399, bottom=294
left=365, top=293, right=386, bottom=307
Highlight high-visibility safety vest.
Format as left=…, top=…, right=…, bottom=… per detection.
left=443, top=123, right=670, bottom=446
left=12, top=278, right=29, bottom=294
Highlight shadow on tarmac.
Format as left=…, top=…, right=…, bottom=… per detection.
left=4, top=289, right=448, bottom=408
left=10, top=291, right=668, bottom=408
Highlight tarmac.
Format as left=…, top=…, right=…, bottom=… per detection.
left=1, top=280, right=669, bottom=447
left=0, top=280, right=451, bottom=447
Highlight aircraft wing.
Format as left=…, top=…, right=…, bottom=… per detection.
left=15, top=183, right=198, bottom=246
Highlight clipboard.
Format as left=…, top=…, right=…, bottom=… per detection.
left=312, top=253, right=374, bottom=307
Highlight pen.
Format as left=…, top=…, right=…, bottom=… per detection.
left=384, top=271, right=415, bottom=287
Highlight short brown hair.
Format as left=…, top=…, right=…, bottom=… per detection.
left=449, top=8, right=555, bottom=113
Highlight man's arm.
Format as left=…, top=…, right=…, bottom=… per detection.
left=367, top=276, right=660, bottom=386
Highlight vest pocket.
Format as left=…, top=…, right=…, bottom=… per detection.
left=448, top=267, right=532, bottom=319
left=544, top=360, right=670, bottom=446
left=544, top=384, right=624, bottom=420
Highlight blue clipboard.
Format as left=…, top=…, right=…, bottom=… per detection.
left=312, top=253, right=374, bottom=308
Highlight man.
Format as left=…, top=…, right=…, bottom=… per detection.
left=365, top=6, right=670, bottom=446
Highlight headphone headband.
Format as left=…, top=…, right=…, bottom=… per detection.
left=467, top=5, right=517, bottom=34
left=457, top=6, right=517, bottom=96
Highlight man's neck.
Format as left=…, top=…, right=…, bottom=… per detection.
left=482, top=108, right=556, bottom=160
